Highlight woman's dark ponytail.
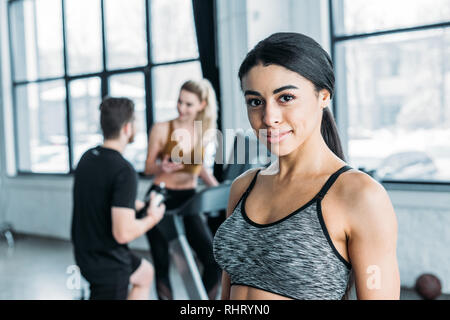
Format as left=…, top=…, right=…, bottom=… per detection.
left=322, top=106, right=353, bottom=299
left=321, top=107, right=345, bottom=161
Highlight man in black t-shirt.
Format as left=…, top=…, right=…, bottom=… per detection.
left=71, top=97, right=165, bottom=300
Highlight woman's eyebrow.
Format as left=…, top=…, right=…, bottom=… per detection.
left=273, top=85, right=299, bottom=94
left=244, top=85, right=299, bottom=96
left=244, top=90, right=261, bottom=96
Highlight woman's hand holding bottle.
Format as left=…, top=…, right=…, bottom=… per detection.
left=160, top=154, right=184, bottom=173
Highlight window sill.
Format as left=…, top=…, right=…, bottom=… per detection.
left=382, top=180, right=450, bottom=193
left=6, top=172, right=450, bottom=193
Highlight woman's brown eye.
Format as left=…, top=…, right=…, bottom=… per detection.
left=280, top=94, right=294, bottom=103
left=247, top=99, right=262, bottom=107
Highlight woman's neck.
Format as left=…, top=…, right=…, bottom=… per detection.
left=172, top=117, right=202, bottom=151
left=174, top=116, right=195, bottom=129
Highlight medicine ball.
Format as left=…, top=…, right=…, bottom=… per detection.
left=415, top=273, right=442, bottom=300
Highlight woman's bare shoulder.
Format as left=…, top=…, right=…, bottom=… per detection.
left=149, top=120, right=172, bottom=142
left=151, top=120, right=170, bottom=133
left=336, top=169, right=389, bottom=204
left=232, top=167, right=261, bottom=189
left=334, top=169, right=397, bottom=234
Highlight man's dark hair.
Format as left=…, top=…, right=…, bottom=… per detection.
left=99, top=97, right=135, bottom=139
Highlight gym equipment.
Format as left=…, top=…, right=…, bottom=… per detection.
left=0, top=223, right=14, bottom=248
left=0, top=180, right=14, bottom=249
left=222, top=133, right=272, bottom=182
left=139, top=133, right=271, bottom=299
left=149, top=182, right=232, bottom=300
left=415, top=273, right=442, bottom=300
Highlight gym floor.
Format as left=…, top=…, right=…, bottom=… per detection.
left=0, top=234, right=448, bottom=300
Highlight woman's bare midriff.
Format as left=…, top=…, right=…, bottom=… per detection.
left=230, top=284, right=293, bottom=300
left=153, top=171, right=198, bottom=190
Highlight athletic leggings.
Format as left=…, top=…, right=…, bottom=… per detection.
left=144, top=188, right=221, bottom=298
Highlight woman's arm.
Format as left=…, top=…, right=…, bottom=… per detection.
left=144, top=122, right=164, bottom=176
left=346, top=174, right=400, bottom=299
left=199, top=166, right=219, bottom=187
left=145, top=122, right=185, bottom=175
left=199, top=140, right=219, bottom=187
left=220, top=271, right=231, bottom=300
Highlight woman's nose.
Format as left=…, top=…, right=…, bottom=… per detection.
left=262, top=101, right=282, bottom=126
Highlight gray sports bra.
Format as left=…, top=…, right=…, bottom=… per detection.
left=213, top=165, right=353, bottom=300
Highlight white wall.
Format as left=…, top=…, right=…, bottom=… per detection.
left=389, top=189, right=450, bottom=293
left=246, top=0, right=330, bottom=52
left=216, top=0, right=250, bottom=136
left=1, top=0, right=449, bottom=294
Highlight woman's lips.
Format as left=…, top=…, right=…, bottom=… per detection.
left=265, top=130, right=293, bottom=143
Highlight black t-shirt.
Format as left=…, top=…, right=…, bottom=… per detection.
left=71, top=146, right=137, bottom=251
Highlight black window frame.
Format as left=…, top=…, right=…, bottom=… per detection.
left=7, top=0, right=209, bottom=176
left=328, top=0, right=450, bottom=188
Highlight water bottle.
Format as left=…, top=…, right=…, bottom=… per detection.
left=151, top=182, right=167, bottom=207
left=136, top=182, right=167, bottom=219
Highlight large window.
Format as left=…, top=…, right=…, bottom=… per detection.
left=8, top=0, right=202, bottom=174
left=331, top=0, right=450, bottom=183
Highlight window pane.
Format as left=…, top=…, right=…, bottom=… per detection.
left=336, top=28, right=450, bottom=181
left=151, top=62, right=202, bottom=123
left=70, top=78, right=102, bottom=168
left=15, top=81, right=69, bottom=173
left=333, top=0, right=450, bottom=36
left=109, top=73, right=147, bottom=171
left=9, top=0, right=64, bottom=81
left=104, top=0, right=147, bottom=70
left=65, top=0, right=102, bottom=75
left=150, top=0, right=199, bottom=63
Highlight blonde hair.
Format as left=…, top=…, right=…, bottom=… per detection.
left=180, top=79, right=218, bottom=147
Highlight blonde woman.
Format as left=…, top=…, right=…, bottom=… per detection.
left=144, top=79, right=221, bottom=300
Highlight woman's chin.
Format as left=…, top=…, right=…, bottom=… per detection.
left=270, top=148, right=291, bottom=157
left=259, top=141, right=289, bottom=157
left=178, top=114, right=193, bottom=122
left=259, top=138, right=304, bottom=158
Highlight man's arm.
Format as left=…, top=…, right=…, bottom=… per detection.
left=112, top=193, right=165, bottom=244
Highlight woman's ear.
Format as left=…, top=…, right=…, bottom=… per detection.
left=319, top=89, right=331, bottom=109
left=200, top=100, right=207, bottom=111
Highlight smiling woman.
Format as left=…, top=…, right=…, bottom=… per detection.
left=213, top=32, right=400, bottom=300
left=238, top=32, right=345, bottom=159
